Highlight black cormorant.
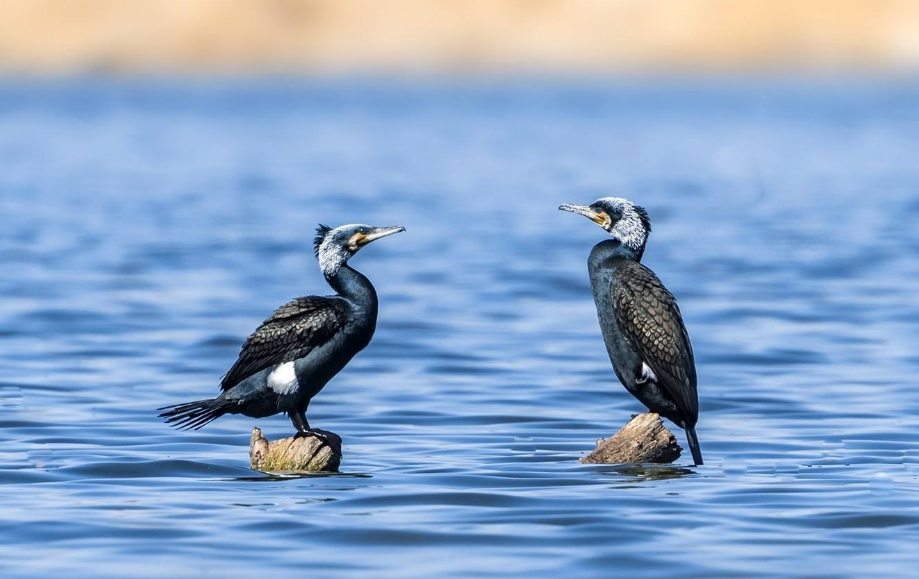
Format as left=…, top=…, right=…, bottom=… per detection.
left=559, top=198, right=703, bottom=465
left=159, top=223, right=405, bottom=441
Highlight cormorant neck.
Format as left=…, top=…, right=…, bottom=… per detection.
left=325, top=264, right=377, bottom=312
left=589, top=238, right=643, bottom=269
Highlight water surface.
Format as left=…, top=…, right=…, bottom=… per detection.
left=1, top=80, right=918, bottom=578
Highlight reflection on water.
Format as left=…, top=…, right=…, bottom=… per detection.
left=593, top=464, right=697, bottom=481
left=229, top=472, right=374, bottom=482
left=1, top=80, right=919, bottom=578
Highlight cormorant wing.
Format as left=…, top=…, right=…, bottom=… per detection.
left=220, top=296, right=349, bottom=391
left=611, top=261, right=698, bottom=425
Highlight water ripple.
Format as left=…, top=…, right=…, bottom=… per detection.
left=1, top=80, right=918, bottom=578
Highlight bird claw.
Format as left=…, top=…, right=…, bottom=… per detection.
left=294, top=428, right=342, bottom=455
left=295, top=428, right=325, bottom=441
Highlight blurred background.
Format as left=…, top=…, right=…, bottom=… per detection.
left=1, top=0, right=918, bottom=75
left=3, top=3, right=919, bottom=579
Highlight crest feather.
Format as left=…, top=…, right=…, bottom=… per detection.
left=633, top=205, right=652, bottom=234
left=313, top=224, right=332, bottom=257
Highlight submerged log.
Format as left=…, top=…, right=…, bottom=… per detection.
left=580, top=413, right=682, bottom=464
left=249, top=427, right=342, bottom=473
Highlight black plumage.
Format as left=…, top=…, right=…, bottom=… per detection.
left=219, top=297, right=348, bottom=392
left=612, top=261, right=698, bottom=428
left=159, top=223, right=405, bottom=440
left=560, top=197, right=703, bottom=465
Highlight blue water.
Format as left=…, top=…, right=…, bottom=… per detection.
left=1, top=79, right=919, bottom=578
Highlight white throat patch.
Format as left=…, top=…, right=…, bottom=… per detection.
left=317, top=242, right=349, bottom=277
left=595, top=197, right=648, bottom=254
left=267, top=361, right=299, bottom=395
left=613, top=208, right=647, bottom=252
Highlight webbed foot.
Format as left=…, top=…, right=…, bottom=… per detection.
left=294, top=428, right=342, bottom=455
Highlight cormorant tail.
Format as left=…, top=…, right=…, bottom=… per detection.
left=158, top=398, right=234, bottom=430
left=685, top=426, right=703, bottom=466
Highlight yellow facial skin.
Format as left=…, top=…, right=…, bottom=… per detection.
left=348, top=226, right=406, bottom=251
left=590, top=210, right=612, bottom=228
left=349, top=232, right=368, bottom=250
left=558, top=203, right=612, bottom=230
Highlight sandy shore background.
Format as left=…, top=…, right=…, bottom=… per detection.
left=0, top=0, right=918, bottom=73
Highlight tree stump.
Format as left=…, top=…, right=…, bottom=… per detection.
left=249, top=427, right=342, bottom=473
left=580, top=413, right=682, bottom=464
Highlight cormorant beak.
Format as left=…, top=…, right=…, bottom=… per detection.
left=558, top=204, right=611, bottom=230
left=355, top=225, right=406, bottom=247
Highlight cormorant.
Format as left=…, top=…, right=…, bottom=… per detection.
left=159, top=223, right=405, bottom=442
left=559, top=198, right=703, bottom=465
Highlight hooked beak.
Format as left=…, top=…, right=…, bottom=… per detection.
left=558, top=203, right=611, bottom=229
left=356, top=225, right=406, bottom=246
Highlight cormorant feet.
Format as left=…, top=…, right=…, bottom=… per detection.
left=294, top=428, right=325, bottom=440
left=294, top=428, right=342, bottom=455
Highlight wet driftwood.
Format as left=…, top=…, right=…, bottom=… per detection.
left=580, top=413, right=682, bottom=464
left=249, top=427, right=342, bottom=473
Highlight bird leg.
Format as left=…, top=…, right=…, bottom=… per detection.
left=287, top=411, right=343, bottom=456
left=290, top=411, right=317, bottom=437
left=289, top=411, right=339, bottom=451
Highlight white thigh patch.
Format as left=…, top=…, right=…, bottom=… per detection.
left=637, top=362, right=658, bottom=385
left=267, top=362, right=299, bottom=395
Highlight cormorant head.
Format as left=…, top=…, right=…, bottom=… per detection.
left=313, top=223, right=405, bottom=276
left=559, top=197, right=651, bottom=256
